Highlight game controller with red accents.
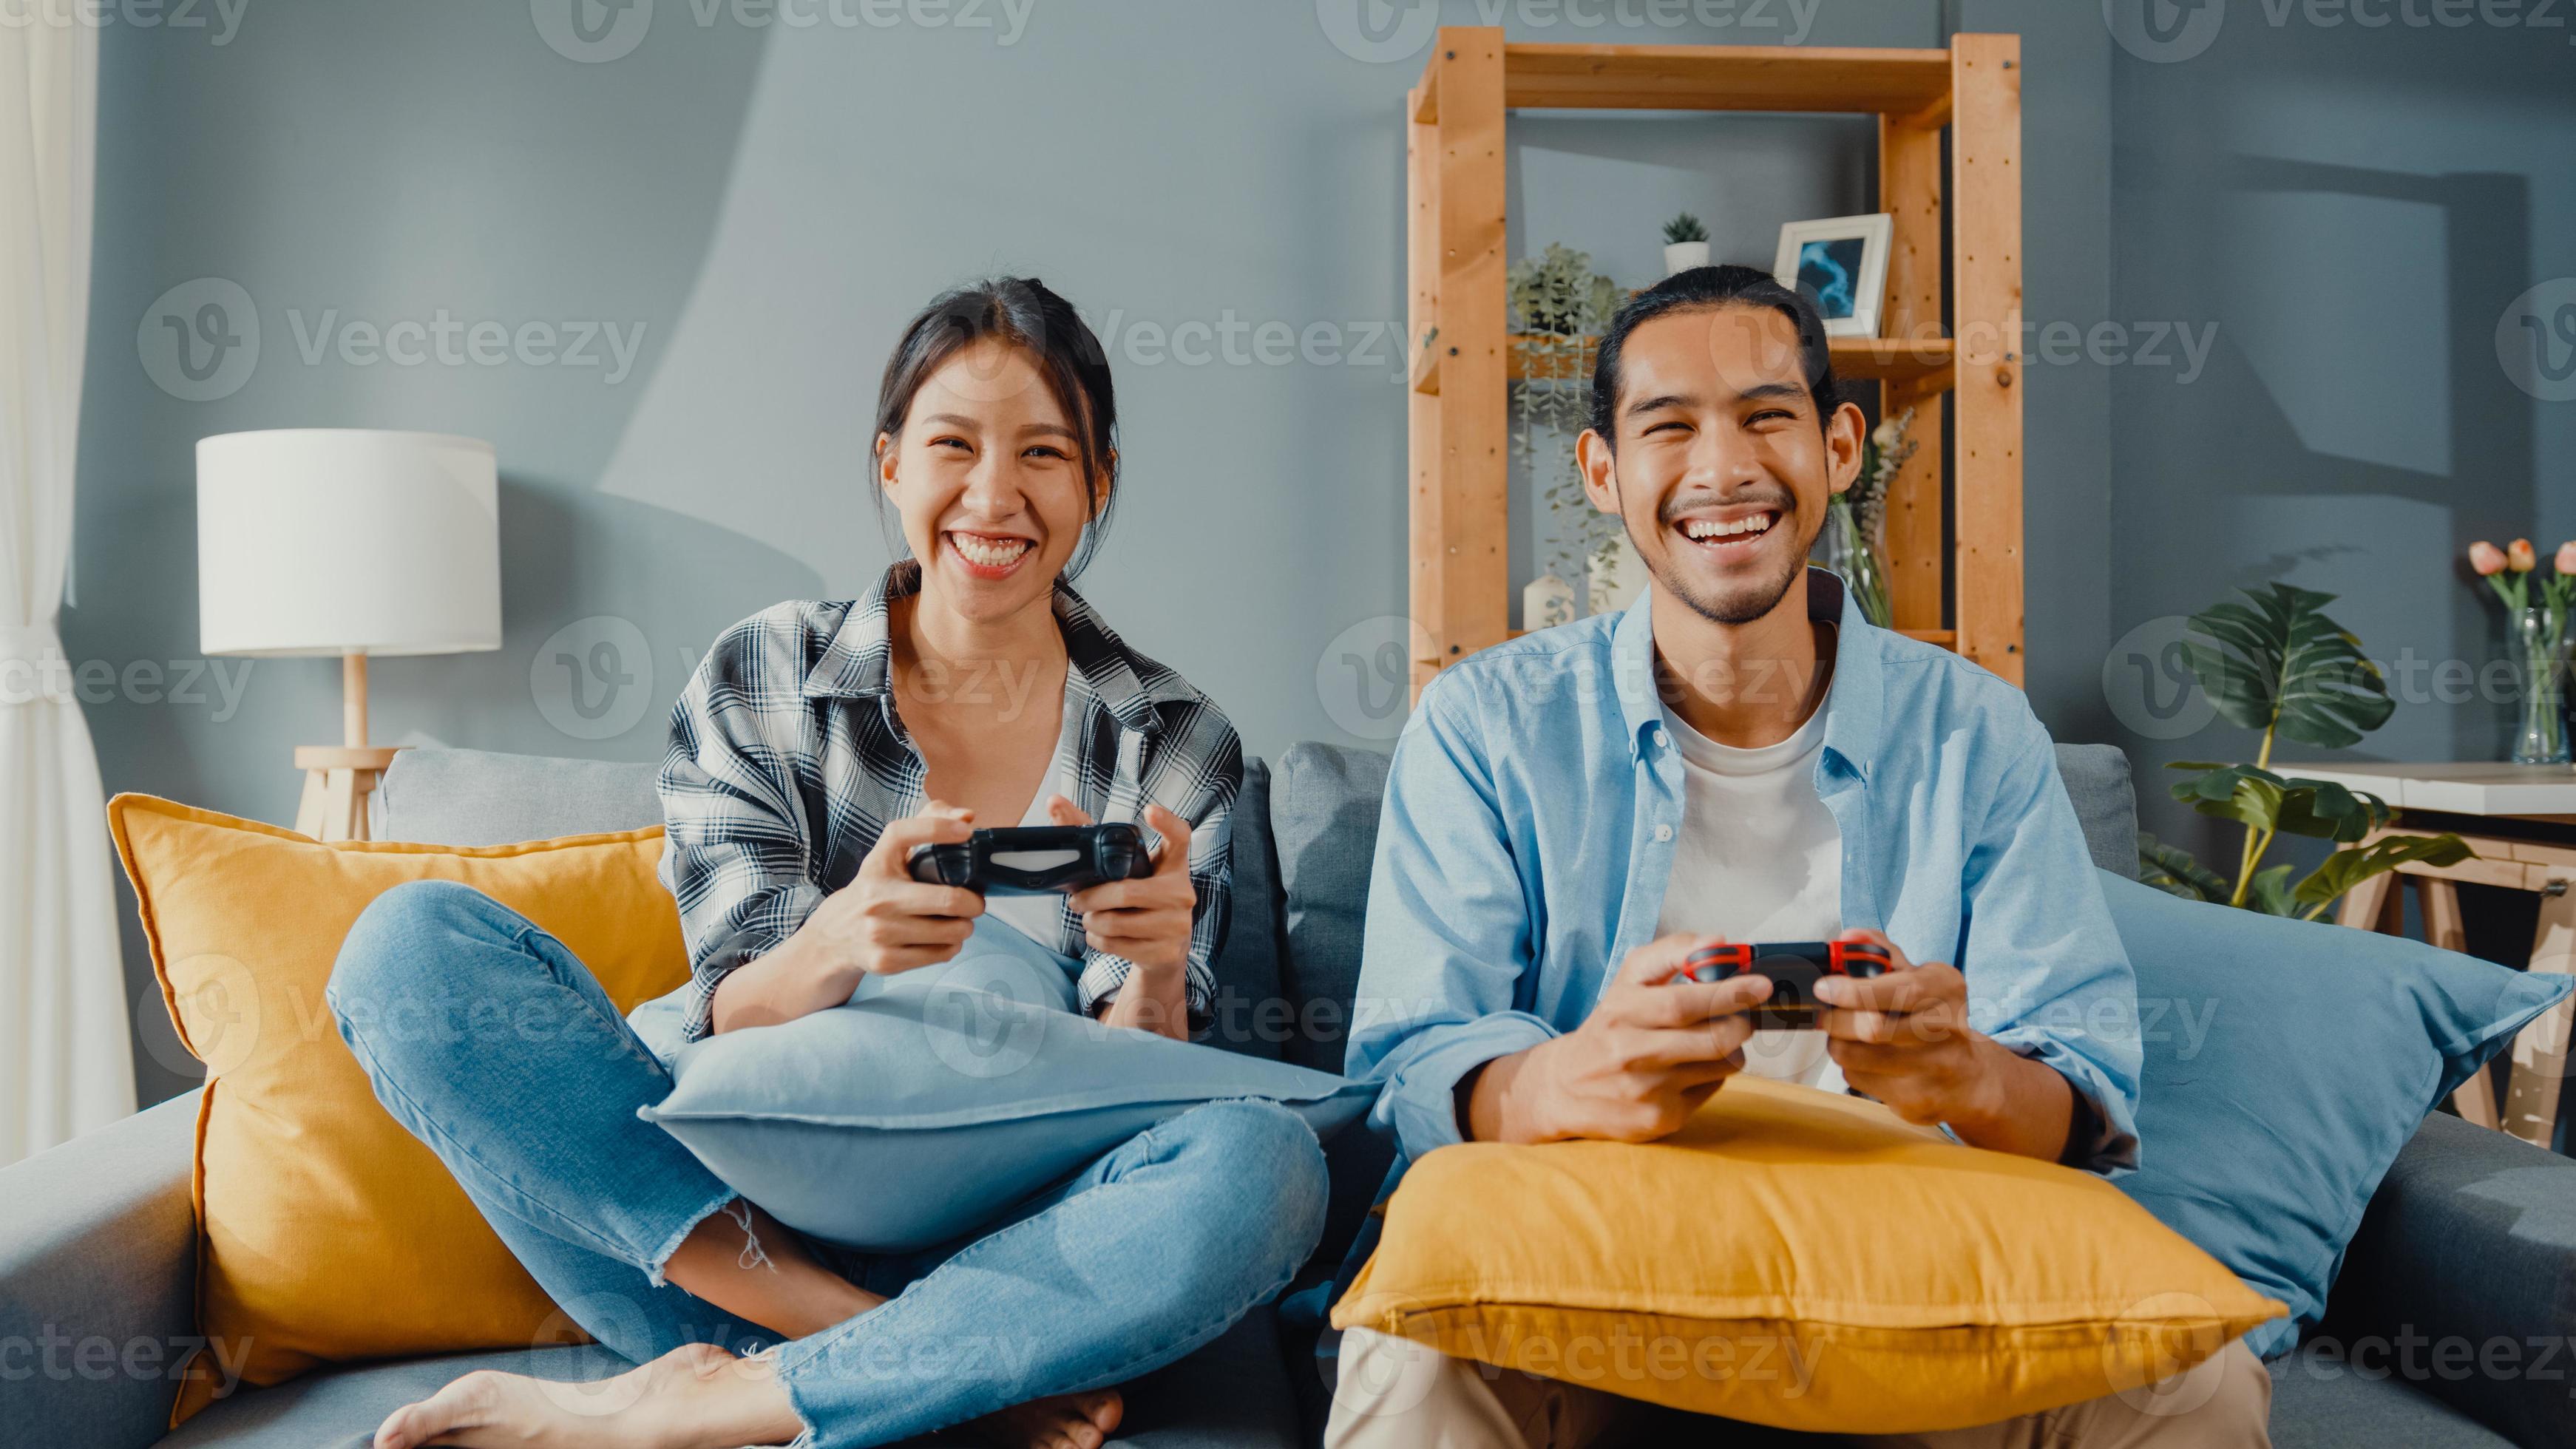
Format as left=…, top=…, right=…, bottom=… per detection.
left=1682, top=940, right=1894, bottom=1031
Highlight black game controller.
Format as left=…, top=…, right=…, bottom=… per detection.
left=906, top=824, right=1153, bottom=896
left=1683, top=940, right=1894, bottom=1031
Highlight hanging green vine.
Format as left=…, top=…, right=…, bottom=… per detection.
left=1508, top=245, right=1623, bottom=625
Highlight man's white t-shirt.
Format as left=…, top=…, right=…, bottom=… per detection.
left=1651, top=685, right=1847, bottom=1093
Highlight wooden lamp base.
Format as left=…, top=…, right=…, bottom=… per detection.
left=294, top=744, right=404, bottom=841
left=294, top=652, right=405, bottom=842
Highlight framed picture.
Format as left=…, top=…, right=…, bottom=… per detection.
left=1773, top=214, right=1894, bottom=339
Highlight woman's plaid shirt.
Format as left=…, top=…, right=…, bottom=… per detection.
left=658, top=561, right=1242, bottom=1041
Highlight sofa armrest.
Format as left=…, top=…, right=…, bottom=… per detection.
left=0, top=1090, right=202, bottom=1449
left=2316, top=1110, right=2576, bottom=1448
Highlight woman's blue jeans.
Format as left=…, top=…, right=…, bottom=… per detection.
left=325, top=879, right=1329, bottom=1448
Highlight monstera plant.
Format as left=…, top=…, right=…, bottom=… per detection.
left=2137, top=583, right=2472, bottom=919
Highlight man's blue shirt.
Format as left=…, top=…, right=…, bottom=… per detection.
left=1344, top=571, right=2142, bottom=1175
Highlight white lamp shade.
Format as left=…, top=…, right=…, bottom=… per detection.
left=197, top=429, right=503, bottom=657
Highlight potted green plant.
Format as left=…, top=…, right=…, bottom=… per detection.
left=1509, top=244, right=1623, bottom=626
left=2138, top=583, right=2472, bottom=917
left=1662, top=212, right=1710, bottom=275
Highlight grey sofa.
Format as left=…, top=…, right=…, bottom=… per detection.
left=4, top=743, right=2569, bottom=1448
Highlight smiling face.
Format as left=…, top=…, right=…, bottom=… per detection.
left=1576, top=303, right=1865, bottom=626
left=875, top=338, right=1107, bottom=624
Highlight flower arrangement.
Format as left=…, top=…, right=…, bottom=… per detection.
left=1811, top=408, right=1916, bottom=628
left=2466, top=537, right=2576, bottom=764
left=2468, top=537, right=2576, bottom=616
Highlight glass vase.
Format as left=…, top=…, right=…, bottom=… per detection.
left=2512, top=605, right=2571, bottom=766
left=1814, top=494, right=1894, bottom=628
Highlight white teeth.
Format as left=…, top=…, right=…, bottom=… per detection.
left=1681, top=514, right=1774, bottom=540
left=950, top=533, right=1032, bottom=567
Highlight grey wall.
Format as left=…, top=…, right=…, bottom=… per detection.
left=72, top=0, right=2115, bottom=1102
left=2104, top=6, right=2576, bottom=859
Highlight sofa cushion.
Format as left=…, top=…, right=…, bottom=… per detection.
left=2311, top=1108, right=2576, bottom=1447
left=1204, top=758, right=1287, bottom=1061
left=1269, top=743, right=1391, bottom=1078
left=2263, top=1347, right=2519, bottom=1449
left=107, top=795, right=691, bottom=1422
left=1334, top=1072, right=2282, bottom=1434
left=631, top=914, right=1372, bottom=1253
left=2100, top=869, right=2571, bottom=1361
left=2054, top=743, right=2141, bottom=880
left=375, top=747, right=662, bottom=845
left=1267, top=743, right=1402, bottom=1319
left=151, top=1312, right=1304, bottom=1449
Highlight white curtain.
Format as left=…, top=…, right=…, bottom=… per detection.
left=1, top=13, right=133, bottom=1165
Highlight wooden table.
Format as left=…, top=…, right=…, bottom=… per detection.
left=2284, top=763, right=2576, bottom=1148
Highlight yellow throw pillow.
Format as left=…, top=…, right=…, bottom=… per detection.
left=108, top=795, right=691, bottom=1425
left=1332, top=1074, right=2282, bottom=1434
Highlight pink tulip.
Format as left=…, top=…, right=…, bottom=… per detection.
left=2558, top=540, right=2576, bottom=577
left=2509, top=539, right=2538, bottom=572
left=2470, top=541, right=2507, bottom=576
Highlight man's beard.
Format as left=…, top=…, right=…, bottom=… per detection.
left=1633, top=487, right=1809, bottom=626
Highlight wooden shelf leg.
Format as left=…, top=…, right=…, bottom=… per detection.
left=1948, top=33, right=2024, bottom=683
left=2412, top=878, right=2501, bottom=1130
left=2335, top=870, right=2402, bottom=934
left=2501, top=883, right=2576, bottom=1150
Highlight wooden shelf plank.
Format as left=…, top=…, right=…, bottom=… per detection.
left=1503, top=43, right=1953, bottom=115
left=1414, top=333, right=1956, bottom=397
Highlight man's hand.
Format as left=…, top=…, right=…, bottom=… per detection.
left=1814, top=928, right=2073, bottom=1161
left=1464, top=934, right=1771, bottom=1144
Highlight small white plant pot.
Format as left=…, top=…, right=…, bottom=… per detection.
left=1588, top=535, right=1649, bottom=617
left=1663, top=240, right=1711, bottom=276
left=1522, top=573, right=1576, bottom=632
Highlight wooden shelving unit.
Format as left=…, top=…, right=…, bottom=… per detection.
left=1404, top=31, right=2025, bottom=696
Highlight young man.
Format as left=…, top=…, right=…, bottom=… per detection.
left=1324, top=268, right=2269, bottom=1448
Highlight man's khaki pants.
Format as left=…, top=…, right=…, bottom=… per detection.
left=1326, top=1328, right=2272, bottom=1449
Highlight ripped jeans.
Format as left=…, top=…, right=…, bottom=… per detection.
left=327, top=880, right=1328, bottom=1449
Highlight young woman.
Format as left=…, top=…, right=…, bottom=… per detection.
left=328, top=279, right=1326, bottom=1449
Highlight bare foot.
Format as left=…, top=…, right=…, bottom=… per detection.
left=370, top=1343, right=804, bottom=1449
left=966, top=1388, right=1125, bottom=1449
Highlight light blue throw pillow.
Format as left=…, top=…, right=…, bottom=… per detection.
left=2101, top=868, right=2572, bottom=1359
left=630, top=917, right=1375, bottom=1253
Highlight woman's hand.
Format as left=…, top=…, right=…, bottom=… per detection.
left=709, top=802, right=984, bottom=1032
left=1052, top=798, right=1198, bottom=1039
